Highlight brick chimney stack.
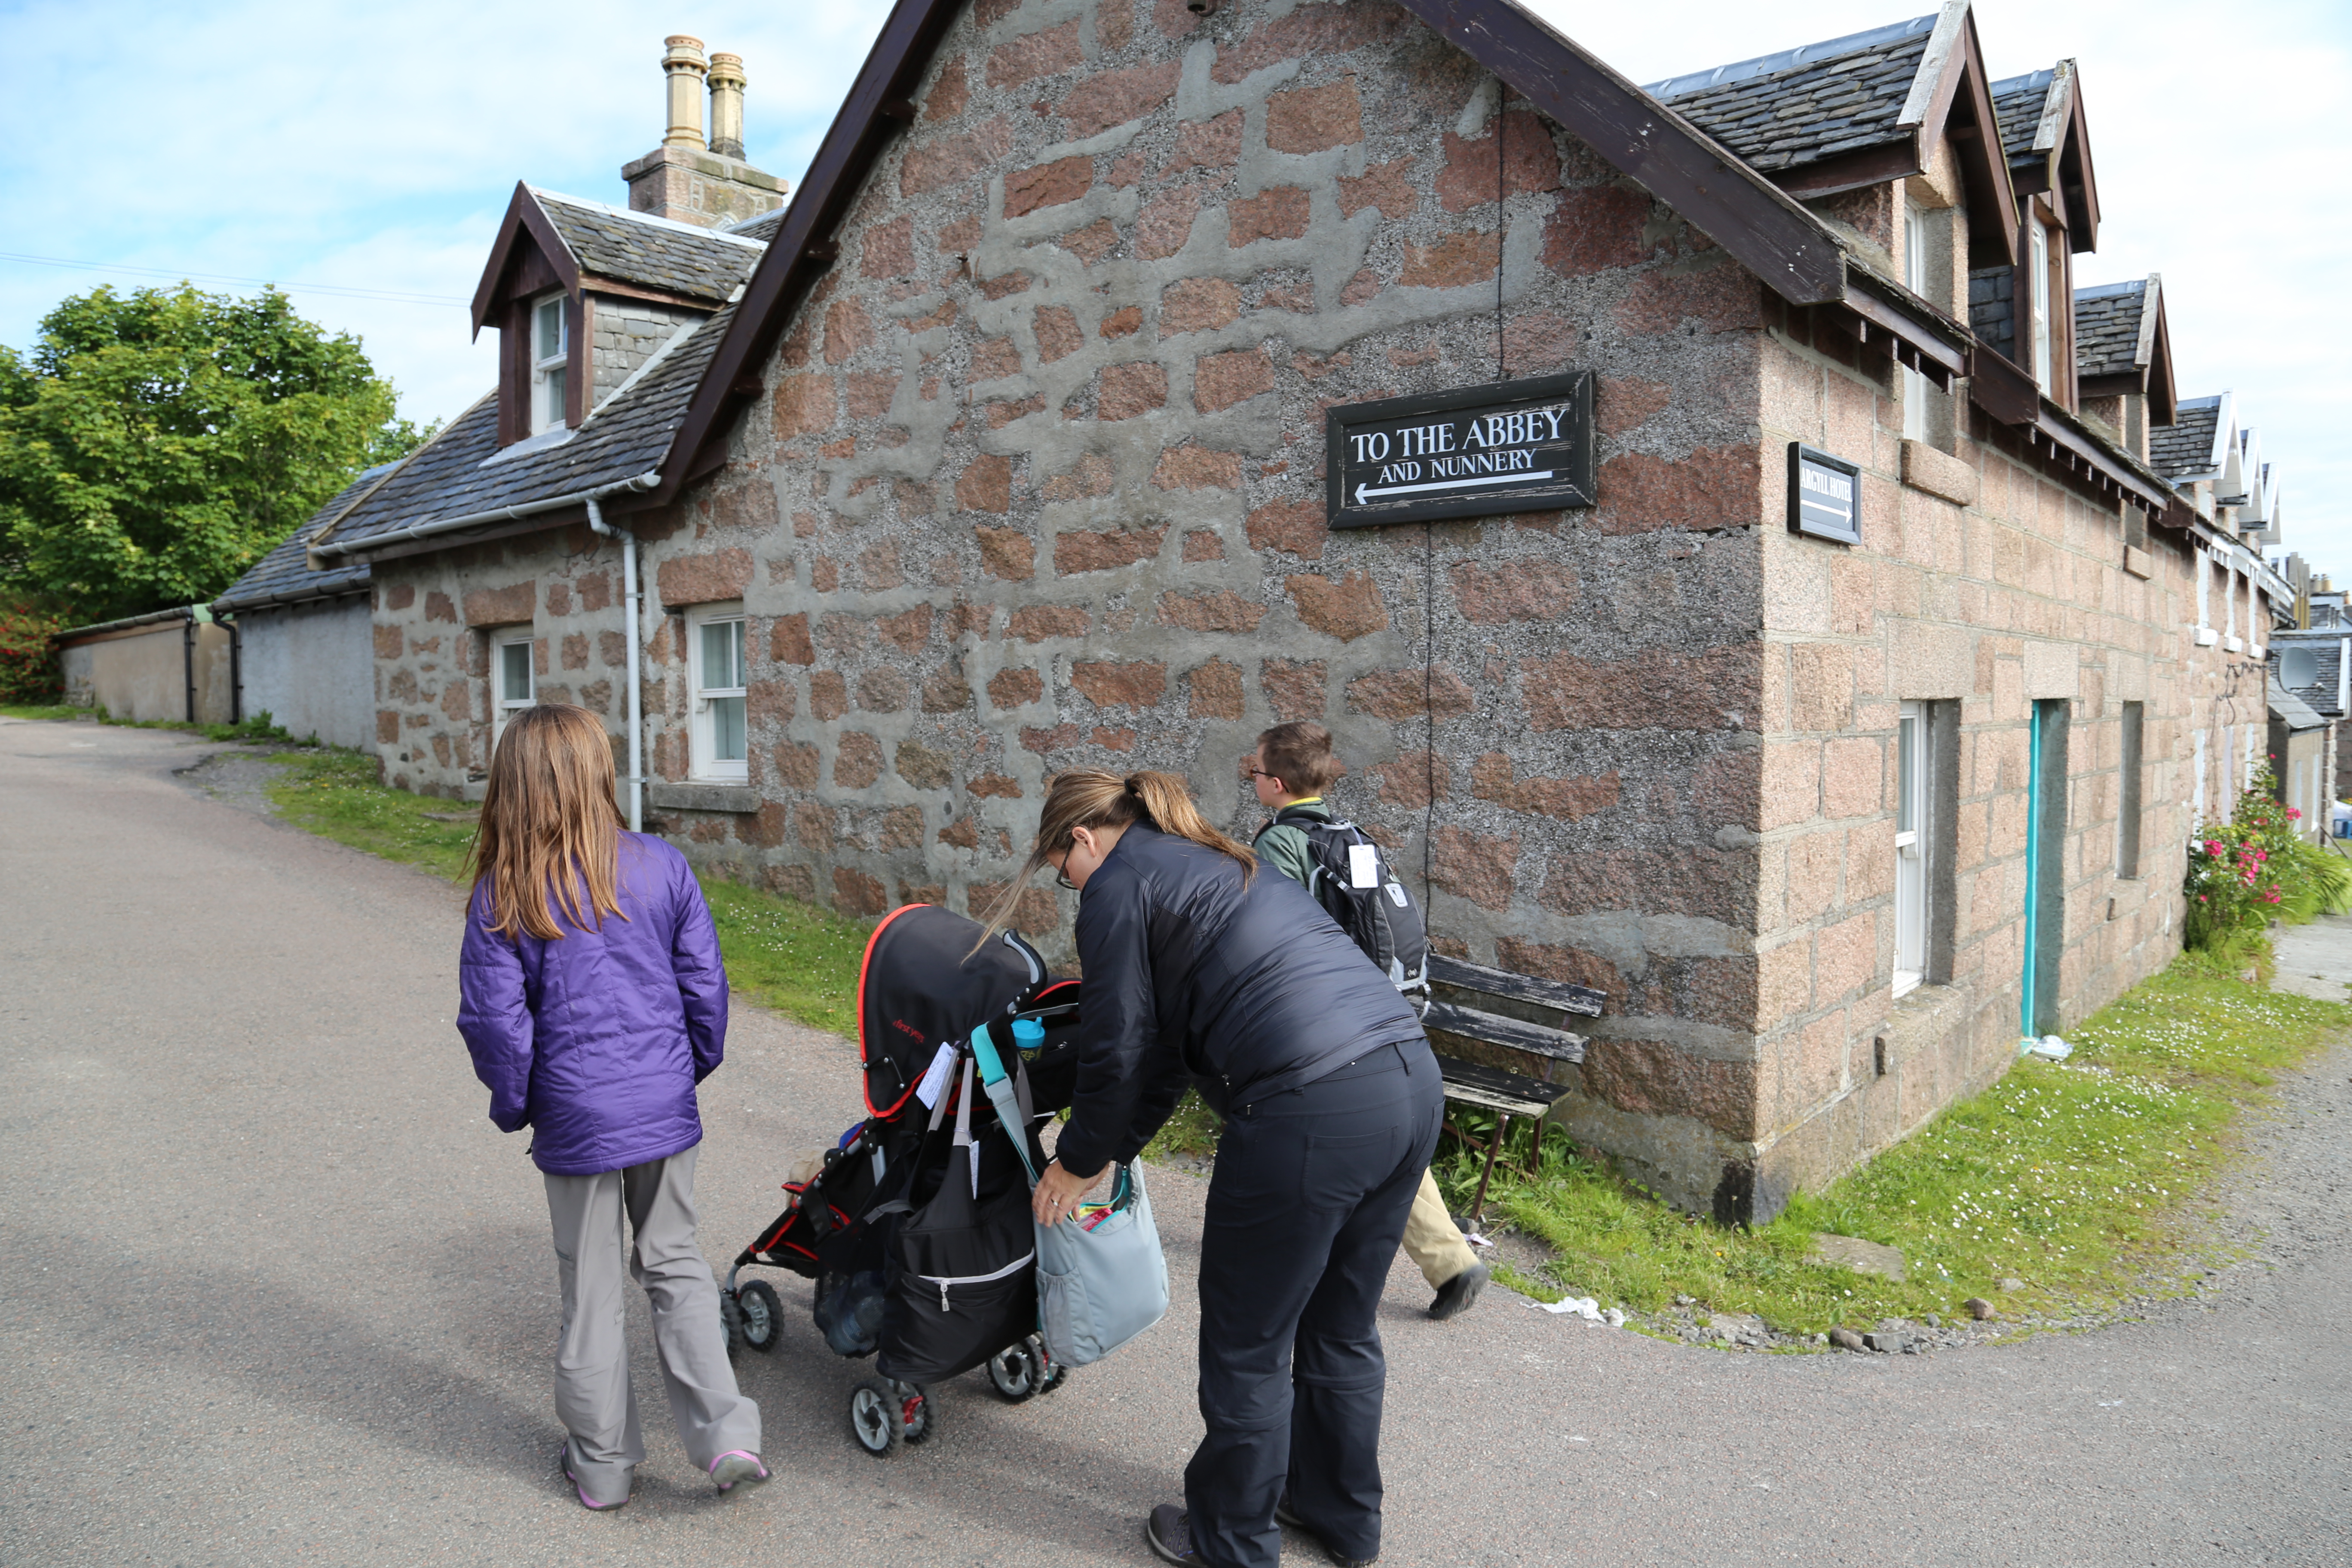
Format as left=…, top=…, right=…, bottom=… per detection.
left=623, top=37, right=786, bottom=230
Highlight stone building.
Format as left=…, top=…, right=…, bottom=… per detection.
left=325, top=0, right=2288, bottom=1222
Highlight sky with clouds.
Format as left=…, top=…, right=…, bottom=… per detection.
left=2, top=0, right=2344, bottom=564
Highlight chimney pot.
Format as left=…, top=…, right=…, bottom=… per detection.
left=662, top=35, right=709, bottom=150
left=707, top=52, right=747, bottom=160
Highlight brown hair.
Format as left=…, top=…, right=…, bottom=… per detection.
left=1254, top=720, right=1341, bottom=797
left=979, top=769, right=1256, bottom=940
left=468, top=703, right=629, bottom=941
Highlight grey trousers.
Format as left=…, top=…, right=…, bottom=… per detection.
left=542, top=1144, right=760, bottom=1502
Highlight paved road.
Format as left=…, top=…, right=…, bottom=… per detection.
left=3, top=719, right=2347, bottom=1567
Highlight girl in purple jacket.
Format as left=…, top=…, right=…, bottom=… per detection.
left=456, top=703, right=766, bottom=1510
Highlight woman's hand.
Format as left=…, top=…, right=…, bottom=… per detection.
left=1032, top=1157, right=1109, bottom=1226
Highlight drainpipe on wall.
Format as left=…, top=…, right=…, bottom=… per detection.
left=2020, top=704, right=2044, bottom=1047
left=225, top=614, right=242, bottom=726
left=585, top=493, right=649, bottom=833
left=182, top=612, right=197, bottom=724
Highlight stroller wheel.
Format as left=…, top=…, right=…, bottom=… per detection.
left=848, top=1378, right=904, bottom=1456
left=738, top=1280, right=784, bottom=1354
left=1034, top=1336, right=1070, bottom=1394
left=718, top=1283, right=745, bottom=1358
left=899, top=1381, right=936, bottom=1446
left=987, top=1340, right=1041, bottom=1402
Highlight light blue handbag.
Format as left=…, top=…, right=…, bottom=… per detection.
left=972, top=1029, right=1170, bottom=1368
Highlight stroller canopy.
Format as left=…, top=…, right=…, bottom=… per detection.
left=857, top=904, right=1054, bottom=1119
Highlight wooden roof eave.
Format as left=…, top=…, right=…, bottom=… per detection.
left=1970, top=345, right=2172, bottom=514
left=469, top=186, right=583, bottom=338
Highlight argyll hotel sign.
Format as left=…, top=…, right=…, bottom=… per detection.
left=1326, top=371, right=1595, bottom=528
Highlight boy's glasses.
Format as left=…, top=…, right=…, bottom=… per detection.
left=1243, top=767, right=1275, bottom=781
left=1053, top=867, right=1079, bottom=891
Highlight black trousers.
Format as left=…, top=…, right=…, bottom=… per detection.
left=1185, top=1038, right=1443, bottom=1568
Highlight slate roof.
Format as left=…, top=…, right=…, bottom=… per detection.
left=726, top=207, right=791, bottom=245
left=213, top=466, right=396, bottom=610
left=1990, top=69, right=2055, bottom=163
left=2073, top=280, right=2148, bottom=381
left=1645, top=14, right=1937, bottom=174
left=2150, top=396, right=2223, bottom=479
left=320, top=304, right=736, bottom=554
left=2272, top=632, right=2345, bottom=718
left=2270, top=676, right=2329, bottom=732
left=532, top=190, right=765, bottom=303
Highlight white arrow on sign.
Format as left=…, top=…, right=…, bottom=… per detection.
left=1355, top=470, right=1555, bottom=505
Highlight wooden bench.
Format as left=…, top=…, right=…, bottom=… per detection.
left=1420, top=955, right=1605, bottom=1228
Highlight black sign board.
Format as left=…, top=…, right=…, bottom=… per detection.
left=1325, top=371, right=1594, bottom=528
left=1787, top=443, right=1861, bottom=545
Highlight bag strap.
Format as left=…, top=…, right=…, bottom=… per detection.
left=972, top=1027, right=1042, bottom=1188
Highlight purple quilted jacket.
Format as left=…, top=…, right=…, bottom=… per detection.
left=456, top=832, right=728, bottom=1176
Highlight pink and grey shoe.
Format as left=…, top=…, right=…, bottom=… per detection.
left=559, top=1444, right=629, bottom=1511
left=709, top=1450, right=771, bottom=1493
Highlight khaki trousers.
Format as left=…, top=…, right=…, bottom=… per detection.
left=1399, top=1168, right=1477, bottom=1288
left=542, top=1144, right=760, bottom=1503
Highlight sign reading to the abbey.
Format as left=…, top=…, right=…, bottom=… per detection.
left=1324, top=371, right=1595, bottom=528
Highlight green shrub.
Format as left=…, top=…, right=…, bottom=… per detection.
left=0, top=600, right=68, bottom=704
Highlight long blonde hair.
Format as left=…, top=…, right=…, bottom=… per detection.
left=979, top=769, right=1256, bottom=941
left=469, top=703, right=628, bottom=940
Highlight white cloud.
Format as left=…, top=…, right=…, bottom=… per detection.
left=4, top=1, right=2346, bottom=567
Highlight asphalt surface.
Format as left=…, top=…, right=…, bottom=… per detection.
left=3, top=718, right=2348, bottom=1567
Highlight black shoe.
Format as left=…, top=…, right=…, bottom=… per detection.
left=1428, top=1261, right=1490, bottom=1321
left=1277, top=1494, right=1379, bottom=1567
left=1146, top=1504, right=1197, bottom=1564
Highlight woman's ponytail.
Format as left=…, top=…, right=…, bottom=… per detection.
left=1122, top=770, right=1257, bottom=880
left=974, top=767, right=1255, bottom=947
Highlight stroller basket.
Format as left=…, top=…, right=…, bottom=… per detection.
left=719, top=903, right=1085, bottom=1455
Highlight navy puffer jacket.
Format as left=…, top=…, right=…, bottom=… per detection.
left=1051, top=822, right=1426, bottom=1179
left=456, top=833, right=728, bottom=1176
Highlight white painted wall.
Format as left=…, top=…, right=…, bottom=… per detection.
left=236, top=596, right=374, bottom=749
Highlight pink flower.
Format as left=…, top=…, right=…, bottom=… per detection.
left=2266, top=890, right=2283, bottom=904
left=2205, top=840, right=2224, bottom=855
left=2288, top=807, right=2303, bottom=821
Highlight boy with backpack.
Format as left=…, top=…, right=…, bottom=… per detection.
left=1247, top=722, right=1489, bottom=1321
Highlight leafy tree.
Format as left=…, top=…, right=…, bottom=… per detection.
left=0, top=284, right=433, bottom=623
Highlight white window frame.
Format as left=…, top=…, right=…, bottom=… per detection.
left=493, top=629, right=536, bottom=747
left=531, top=291, right=569, bottom=434
left=1902, top=203, right=1931, bottom=442
left=1893, top=701, right=1929, bottom=999
left=2028, top=219, right=2052, bottom=395
left=687, top=603, right=749, bottom=784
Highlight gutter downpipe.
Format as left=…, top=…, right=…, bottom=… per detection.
left=585, top=493, right=648, bottom=833
left=2020, top=704, right=2044, bottom=1047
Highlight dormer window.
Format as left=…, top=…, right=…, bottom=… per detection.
left=532, top=293, right=570, bottom=433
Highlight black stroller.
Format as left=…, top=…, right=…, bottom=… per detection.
left=719, top=903, right=1084, bottom=1455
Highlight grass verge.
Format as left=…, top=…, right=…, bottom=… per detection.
left=1459, top=951, right=2351, bottom=1335
left=701, top=876, right=871, bottom=1038
left=2, top=704, right=83, bottom=721
left=266, top=748, right=479, bottom=879
left=259, top=747, right=875, bottom=1036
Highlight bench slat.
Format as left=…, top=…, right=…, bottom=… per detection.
left=1427, top=954, right=1606, bottom=1017
left=1423, top=999, right=1588, bottom=1064
left=1436, top=1055, right=1559, bottom=1116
